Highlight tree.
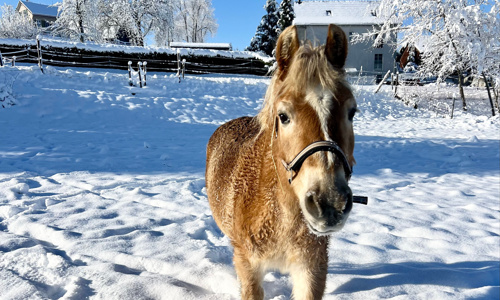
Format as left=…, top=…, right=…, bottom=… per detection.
left=54, top=0, right=106, bottom=43
left=356, top=0, right=499, bottom=112
left=0, top=4, right=38, bottom=39
left=277, top=0, right=294, bottom=34
left=153, top=1, right=176, bottom=46
left=54, top=0, right=177, bottom=46
left=247, top=0, right=279, bottom=56
left=174, top=0, right=218, bottom=43
left=104, top=0, right=157, bottom=46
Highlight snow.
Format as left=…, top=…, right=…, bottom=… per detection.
left=169, top=42, right=232, bottom=50
left=1, top=64, right=499, bottom=299
left=293, top=0, right=383, bottom=26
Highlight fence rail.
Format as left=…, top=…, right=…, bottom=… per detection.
left=0, top=43, right=271, bottom=76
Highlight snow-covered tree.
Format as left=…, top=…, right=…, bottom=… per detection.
left=277, top=0, right=294, bottom=34
left=54, top=0, right=102, bottom=43
left=153, top=1, right=176, bottom=46
left=102, top=0, right=156, bottom=46
left=0, top=4, right=38, bottom=39
left=54, top=0, right=177, bottom=46
left=174, top=0, right=218, bottom=43
left=247, top=0, right=279, bottom=56
left=355, top=0, right=499, bottom=111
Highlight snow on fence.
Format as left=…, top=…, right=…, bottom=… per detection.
left=127, top=61, right=148, bottom=88
left=0, top=40, right=271, bottom=76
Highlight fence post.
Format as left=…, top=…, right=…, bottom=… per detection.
left=137, top=62, right=143, bottom=88
left=394, top=72, right=399, bottom=96
left=177, top=49, right=181, bottom=83
left=12, top=56, right=16, bottom=67
left=375, top=70, right=391, bottom=93
left=128, top=61, right=133, bottom=86
left=0, top=51, right=3, bottom=67
left=182, top=59, right=186, bottom=79
left=36, top=35, right=44, bottom=74
left=142, top=61, right=147, bottom=86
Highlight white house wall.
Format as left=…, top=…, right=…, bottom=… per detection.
left=296, top=24, right=395, bottom=74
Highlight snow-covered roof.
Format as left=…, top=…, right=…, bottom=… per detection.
left=169, top=42, right=232, bottom=51
left=17, top=1, right=58, bottom=18
left=293, top=0, right=383, bottom=26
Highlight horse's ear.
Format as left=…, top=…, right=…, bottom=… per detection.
left=325, top=24, right=348, bottom=69
left=276, top=25, right=300, bottom=78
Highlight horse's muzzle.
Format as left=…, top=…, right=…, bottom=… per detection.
left=303, top=183, right=353, bottom=235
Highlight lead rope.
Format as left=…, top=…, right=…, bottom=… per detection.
left=270, top=117, right=286, bottom=194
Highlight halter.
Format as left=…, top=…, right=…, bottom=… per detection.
left=281, top=141, right=352, bottom=184
left=273, top=117, right=368, bottom=205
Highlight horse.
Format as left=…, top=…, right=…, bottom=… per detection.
left=206, top=24, right=357, bottom=300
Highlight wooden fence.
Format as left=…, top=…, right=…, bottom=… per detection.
left=0, top=42, right=271, bottom=76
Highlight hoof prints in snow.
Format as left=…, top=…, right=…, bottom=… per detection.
left=0, top=66, right=498, bottom=299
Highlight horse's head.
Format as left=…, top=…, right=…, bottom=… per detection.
left=260, top=24, right=357, bottom=236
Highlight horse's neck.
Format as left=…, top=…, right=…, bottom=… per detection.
left=254, top=130, right=304, bottom=224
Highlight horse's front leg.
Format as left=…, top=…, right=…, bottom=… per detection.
left=290, top=256, right=328, bottom=300
left=233, top=248, right=264, bottom=300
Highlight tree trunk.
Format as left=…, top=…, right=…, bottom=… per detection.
left=133, top=16, right=144, bottom=47
left=76, top=1, right=85, bottom=43
left=482, top=72, right=495, bottom=117
left=493, top=83, right=500, bottom=114
left=458, top=72, right=467, bottom=111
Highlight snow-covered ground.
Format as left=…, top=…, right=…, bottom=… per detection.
left=1, top=65, right=499, bottom=299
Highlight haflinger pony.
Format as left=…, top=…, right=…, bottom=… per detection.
left=206, top=24, right=358, bottom=300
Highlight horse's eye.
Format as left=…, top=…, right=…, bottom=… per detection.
left=348, top=108, right=357, bottom=122
left=278, top=113, right=290, bottom=125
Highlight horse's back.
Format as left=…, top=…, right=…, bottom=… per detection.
left=206, top=116, right=261, bottom=237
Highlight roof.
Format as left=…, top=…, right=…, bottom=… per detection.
left=17, top=1, right=58, bottom=18
left=169, top=42, right=232, bottom=51
left=293, top=0, right=383, bottom=26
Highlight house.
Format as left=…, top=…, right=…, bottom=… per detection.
left=398, top=43, right=422, bottom=71
left=16, top=0, right=58, bottom=29
left=293, top=0, right=396, bottom=75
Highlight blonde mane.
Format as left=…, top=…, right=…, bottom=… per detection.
left=257, top=43, right=350, bottom=133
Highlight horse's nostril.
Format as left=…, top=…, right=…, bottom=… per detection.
left=305, top=191, right=321, bottom=216
left=342, top=189, right=353, bottom=214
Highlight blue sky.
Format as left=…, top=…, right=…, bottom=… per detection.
left=2, top=0, right=267, bottom=50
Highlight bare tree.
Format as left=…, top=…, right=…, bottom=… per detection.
left=174, top=0, right=218, bottom=43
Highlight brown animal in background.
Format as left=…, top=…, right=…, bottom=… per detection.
left=206, top=24, right=357, bottom=300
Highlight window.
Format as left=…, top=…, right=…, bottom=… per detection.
left=374, top=54, right=383, bottom=71
left=326, top=10, right=331, bottom=16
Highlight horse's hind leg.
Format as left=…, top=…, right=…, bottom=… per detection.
left=233, top=248, right=264, bottom=300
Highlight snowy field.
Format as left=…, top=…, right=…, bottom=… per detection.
left=0, top=65, right=499, bottom=299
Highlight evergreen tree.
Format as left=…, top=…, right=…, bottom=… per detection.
left=247, top=0, right=279, bottom=56
left=277, top=0, right=294, bottom=34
